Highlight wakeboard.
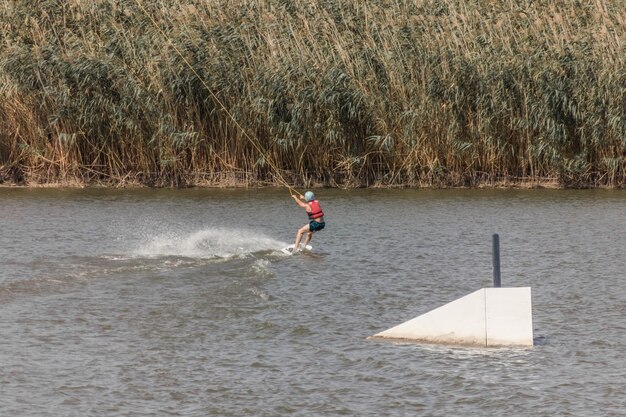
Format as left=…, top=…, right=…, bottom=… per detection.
left=281, top=244, right=312, bottom=255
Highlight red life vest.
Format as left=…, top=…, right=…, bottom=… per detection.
left=307, top=200, right=324, bottom=220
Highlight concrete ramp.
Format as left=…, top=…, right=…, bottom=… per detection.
left=370, top=287, right=533, bottom=347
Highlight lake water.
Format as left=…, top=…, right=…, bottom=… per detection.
left=0, top=188, right=624, bottom=416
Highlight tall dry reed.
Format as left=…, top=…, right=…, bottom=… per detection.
left=0, top=0, right=624, bottom=187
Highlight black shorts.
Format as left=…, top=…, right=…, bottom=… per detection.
left=309, top=221, right=325, bottom=232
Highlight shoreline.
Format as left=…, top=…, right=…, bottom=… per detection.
left=0, top=176, right=622, bottom=190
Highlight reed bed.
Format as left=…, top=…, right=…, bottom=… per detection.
left=0, top=0, right=624, bottom=187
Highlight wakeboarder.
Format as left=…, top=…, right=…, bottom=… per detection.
left=290, top=191, right=325, bottom=252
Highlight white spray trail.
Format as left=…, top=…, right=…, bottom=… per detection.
left=132, top=228, right=288, bottom=259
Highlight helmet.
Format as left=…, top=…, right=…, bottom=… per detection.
left=304, top=191, right=315, bottom=202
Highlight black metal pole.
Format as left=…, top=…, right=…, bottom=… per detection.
left=492, top=234, right=501, bottom=287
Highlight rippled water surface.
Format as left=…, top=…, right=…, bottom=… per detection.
left=1, top=188, right=625, bottom=416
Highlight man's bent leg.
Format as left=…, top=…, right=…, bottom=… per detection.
left=303, top=232, right=313, bottom=247
left=294, top=224, right=310, bottom=251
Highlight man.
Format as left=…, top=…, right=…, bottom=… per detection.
left=291, top=191, right=325, bottom=252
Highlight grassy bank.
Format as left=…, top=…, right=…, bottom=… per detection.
left=0, top=0, right=624, bottom=188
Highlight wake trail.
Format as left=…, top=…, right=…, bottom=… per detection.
left=131, top=228, right=288, bottom=259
